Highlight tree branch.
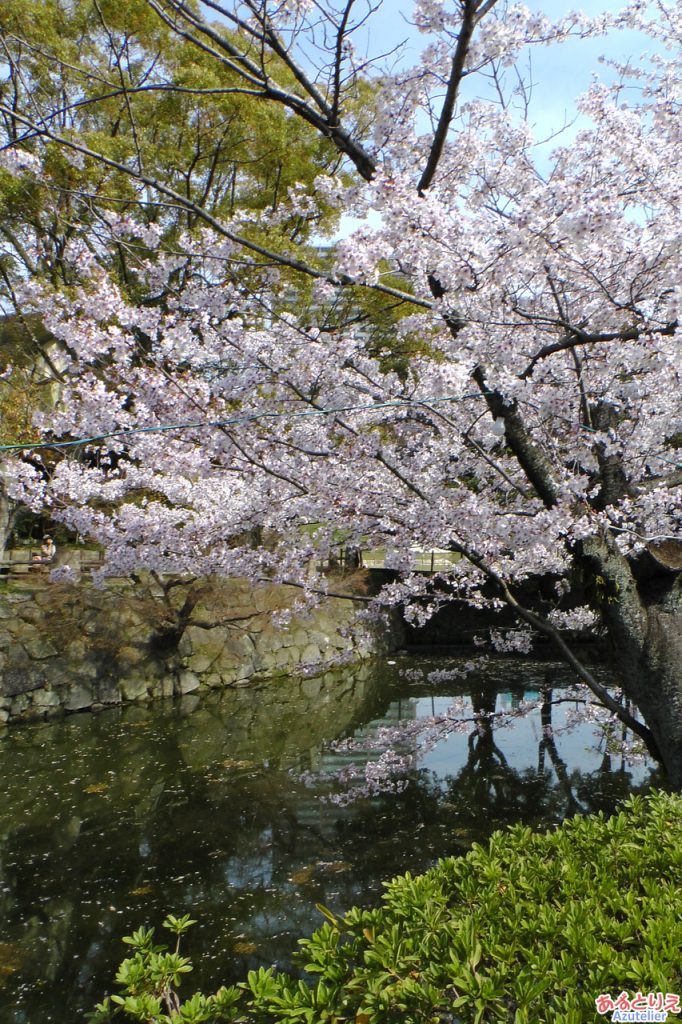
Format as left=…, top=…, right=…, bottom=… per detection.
left=418, top=0, right=477, bottom=194
left=521, top=320, right=678, bottom=379
left=330, top=0, right=357, bottom=124
left=0, top=103, right=427, bottom=310
left=144, top=0, right=377, bottom=180
left=471, top=366, right=559, bottom=507
left=259, top=577, right=373, bottom=603
left=449, top=537, right=662, bottom=762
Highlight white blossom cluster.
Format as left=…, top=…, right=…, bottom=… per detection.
left=3, top=2, right=680, bottom=729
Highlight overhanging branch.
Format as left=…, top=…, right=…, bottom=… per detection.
left=0, top=104, right=427, bottom=310
left=448, top=538, right=662, bottom=762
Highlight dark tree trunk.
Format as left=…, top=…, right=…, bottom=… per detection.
left=581, top=536, right=682, bottom=787
left=638, top=589, right=682, bottom=787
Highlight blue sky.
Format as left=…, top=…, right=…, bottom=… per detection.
left=364, top=0, right=652, bottom=141
left=334, top=0, right=654, bottom=235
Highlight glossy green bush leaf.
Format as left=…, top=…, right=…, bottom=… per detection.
left=95, top=792, right=682, bottom=1023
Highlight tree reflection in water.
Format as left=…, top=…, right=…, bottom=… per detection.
left=0, top=657, right=660, bottom=1023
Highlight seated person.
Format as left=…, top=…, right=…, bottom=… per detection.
left=40, top=536, right=56, bottom=563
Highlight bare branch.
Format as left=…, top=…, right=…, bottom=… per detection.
left=258, top=576, right=373, bottom=603
left=91, top=4, right=144, bottom=172
left=331, top=0, right=357, bottom=123
left=427, top=275, right=559, bottom=507
left=144, top=0, right=378, bottom=179
left=418, top=0, right=477, bottom=194
left=472, top=366, right=560, bottom=507
left=474, top=0, right=500, bottom=21
left=239, top=0, right=332, bottom=113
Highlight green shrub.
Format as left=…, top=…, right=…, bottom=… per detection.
left=93, top=791, right=682, bottom=1023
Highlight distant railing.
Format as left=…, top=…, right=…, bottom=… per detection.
left=0, top=547, right=104, bottom=578
left=319, top=547, right=461, bottom=573
left=361, top=549, right=461, bottom=572
left=2, top=545, right=459, bottom=580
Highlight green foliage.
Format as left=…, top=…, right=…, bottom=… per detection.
left=0, top=316, right=60, bottom=448
left=0, top=0, right=345, bottom=304
left=95, top=792, right=682, bottom=1023
left=89, top=916, right=243, bottom=1024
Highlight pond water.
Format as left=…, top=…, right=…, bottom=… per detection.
left=0, top=655, right=660, bottom=1023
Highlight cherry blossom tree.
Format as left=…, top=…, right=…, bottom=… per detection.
left=1, top=1, right=682, bottom=781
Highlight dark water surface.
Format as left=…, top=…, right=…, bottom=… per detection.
left=0, top=656, right=659, bottom=1022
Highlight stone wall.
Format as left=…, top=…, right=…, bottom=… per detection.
left=0, top=575, right=401, bottom=725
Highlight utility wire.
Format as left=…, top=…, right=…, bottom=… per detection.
left=0, top=392, right=484, bottom=452
left=1, top=391, right=680, bottom=472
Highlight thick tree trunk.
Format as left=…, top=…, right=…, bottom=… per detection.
left=581, top=537, right=682, bottom=787
left=638, top=590, right=682, bottom=787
